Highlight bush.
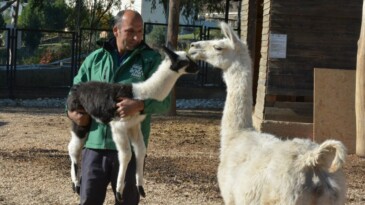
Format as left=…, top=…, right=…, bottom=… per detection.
left=145, top=25, right=166, bottom=49
left=18, top=43, right=72, bottom=65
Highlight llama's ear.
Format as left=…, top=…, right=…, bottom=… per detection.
left=162, top=45, right=179, bottom=62
left=220, top=22, right=240, bottom=47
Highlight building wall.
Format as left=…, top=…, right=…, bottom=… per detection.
left=253, top=0, right=271, bottom=128
left=266, top=0, right=361, bottom=97
left=241, top=0, right=362, bottom=138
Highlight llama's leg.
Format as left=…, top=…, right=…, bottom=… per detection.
left=110, top=121, right=132, bottom=202
left=68, top=130, right=87, bottom=194
left=218, top=165, right=235, bottom=205
left=129, top=124, right=147, bottom=197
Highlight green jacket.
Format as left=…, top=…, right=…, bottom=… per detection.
left=72, top=38, right=171, bottom=149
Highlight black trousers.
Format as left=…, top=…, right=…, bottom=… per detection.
left=79, top=148, right=140, bottom=205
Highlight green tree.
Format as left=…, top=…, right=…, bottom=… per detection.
left=19, top=0, right=69, bottom=30
left=42, top=0, right=70, bottom=30
left=64, top=0, right=119, bottom=30
left=85, top=0, right=119, bottom=29
left=18, top=0, right=70, bottom=52
left=145, top=25, right=166, bottom=49
left=147, top=0, right=226, bottom=23
left=18, top=7, right=41, bottom=51
left=0, top=14, right=6, bottom=47
left=24, top=0, right=118, bottom=30
left=0, top=14, right=6, bottom=28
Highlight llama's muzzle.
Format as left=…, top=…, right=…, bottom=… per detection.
left=162, top=45, right=200, bottom=74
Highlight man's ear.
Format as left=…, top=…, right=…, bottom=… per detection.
left=113, top=26, right=119, bottom=37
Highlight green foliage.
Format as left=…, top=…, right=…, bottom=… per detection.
left=66, top=0, right=118, bottom=30
left=146, top=0, right=226, bottom=22
left=18, top=0, right=70, bottom=51
left=145, top=25, right=166, bottom=49
left=0, top=14, right=6, bottom=28
left=207, top=28, right=223, bottom=39
left=42, top=0, right=70, bottom=30
left=65, top=0, right=89, bottom=30
left=0, top=16, right=5, bottom=47
left=39, top=43, right=71, bottom=64
left=20, top=14, right=42, bottom=52
left=18, top=43, right=71, bottom=64
left=193, top=27, right=202, bottom=39
left=19, top=0, right=70, bottom=30
left=0, top=47, right=7, bottom=64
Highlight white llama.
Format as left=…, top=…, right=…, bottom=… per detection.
left=188, top=22, right=347, bottom=205
left=67, top=46, right=199, bottom=201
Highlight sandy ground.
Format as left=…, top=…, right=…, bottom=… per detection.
left=0, top=107, right=364, bottom=205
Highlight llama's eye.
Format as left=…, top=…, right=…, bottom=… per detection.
left=213, top=45, right=223, bottom=51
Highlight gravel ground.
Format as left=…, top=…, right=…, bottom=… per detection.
left=0, top=103, right=364, bottom=205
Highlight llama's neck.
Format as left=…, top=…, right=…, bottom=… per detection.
left=132, top=61, right=180, bottom=101
left=221, top=60, right=253, bottom=137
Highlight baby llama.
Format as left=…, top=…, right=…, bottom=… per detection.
left=188, top=22, right=347, bottom=205
left=67, top=46, right=199, bottom=201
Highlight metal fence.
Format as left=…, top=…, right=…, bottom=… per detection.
left=0, top=23, right=226, bottom=99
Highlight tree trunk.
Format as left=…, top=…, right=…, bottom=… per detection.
left=356, top=0, right=365, bottom=156
left=166, top=0, right=180, bottom=116
left=12, top=0, right=20, bottom=27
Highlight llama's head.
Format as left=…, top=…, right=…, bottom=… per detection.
left=188, top=22, right=250, bottom=71
left=162, top=46, right=199, bottom=74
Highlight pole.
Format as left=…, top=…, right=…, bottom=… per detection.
left=356, top=0, right=365, bottom=156
left=165, top=0, right=180, bottom=116
left=225, top=0, right=230, bottom=23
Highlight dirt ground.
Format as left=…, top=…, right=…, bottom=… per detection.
left=0, top=107, right=364, bottom=205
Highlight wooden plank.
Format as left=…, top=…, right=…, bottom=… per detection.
left=266, top=87, right=313, bottom=97
left=267, top=73, right=313, bottom=89
left=314, top=68, right=356, bottom=154
left=273, top=0, right=361, bottom=9
left=271, top=101, right=313, bottom=108
left=259, top=120, right=313, bottom=139
left=269, top=58, right=356, bottom=69
left=264, top=106, right=313, bottom=123
left=270, top=16, right=361, bottom=32
left=271, top=5, right=361, bottom=18
left=270, top=29, right=360, bottom=44
left=268, top=61, right=356, bottom=75
left=356, top=0, right=365, bottom=156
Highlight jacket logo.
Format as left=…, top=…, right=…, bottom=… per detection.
left=130, top=64, right=144, bottom=79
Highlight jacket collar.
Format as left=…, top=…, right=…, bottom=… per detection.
left=102, top=37, right=151, bottom=53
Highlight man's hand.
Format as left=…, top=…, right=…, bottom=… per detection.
left=67, top=109, right=91, bottom=126
left=116, top=97, right=144, bottom=118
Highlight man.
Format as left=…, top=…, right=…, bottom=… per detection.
left=67, top=10, right=171, bottom=205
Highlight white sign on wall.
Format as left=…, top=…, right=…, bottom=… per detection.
left=269, top=33, right=287, bottom=59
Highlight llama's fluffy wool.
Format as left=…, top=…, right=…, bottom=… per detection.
left=189, top=22, right=347, bottom=205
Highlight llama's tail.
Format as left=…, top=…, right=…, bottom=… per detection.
left=304, top=140, right=347, bottom=173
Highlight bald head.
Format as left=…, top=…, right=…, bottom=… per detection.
left=114, top=10, right=143, bottom=29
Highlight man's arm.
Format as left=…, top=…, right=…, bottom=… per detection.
left=115, top=97, right=144, bottom=118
